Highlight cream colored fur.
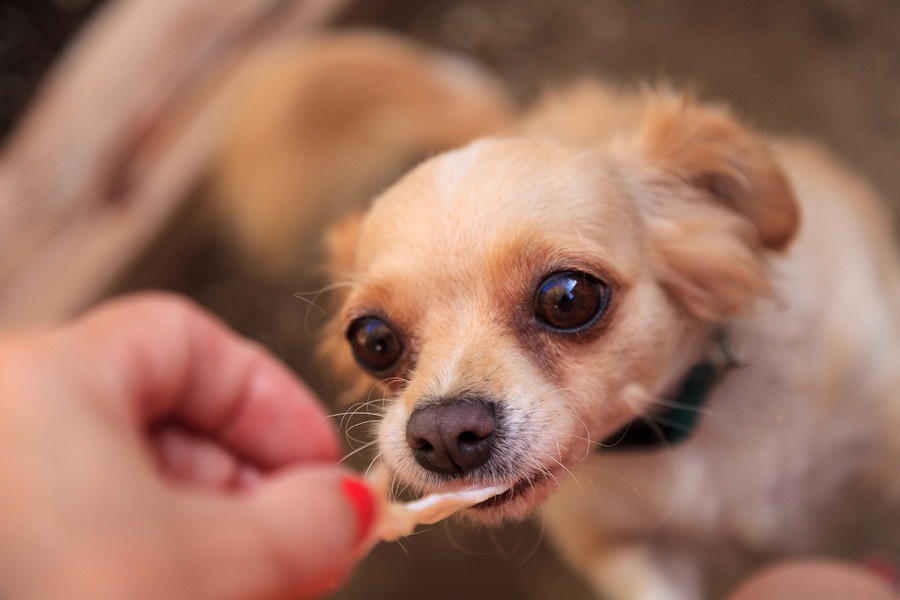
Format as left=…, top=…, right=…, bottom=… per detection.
left=216, top=31, right=900, bottom=600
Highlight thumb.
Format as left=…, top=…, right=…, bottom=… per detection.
left=180, top=466, right=377, bottom=600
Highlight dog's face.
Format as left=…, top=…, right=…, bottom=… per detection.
left=326, top=98, right=798, bottom=523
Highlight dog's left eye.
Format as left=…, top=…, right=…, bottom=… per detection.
left=534, top=271, right=609, bottom=331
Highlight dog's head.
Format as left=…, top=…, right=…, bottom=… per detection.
left=323, top=95, right=798, bottom=523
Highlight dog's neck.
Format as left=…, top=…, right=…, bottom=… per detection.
left=601, top=329, right=739, bottom=450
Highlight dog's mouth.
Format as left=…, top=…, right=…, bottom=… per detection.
left=469, top=468, right=562, bottom=511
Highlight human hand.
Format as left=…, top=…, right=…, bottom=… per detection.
left=0, top=293, right=373, bottom=600
left=728, top=559, right=898, bottom=600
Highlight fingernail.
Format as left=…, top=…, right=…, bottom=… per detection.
left=305, top=576, right=344, bottom=597
left=340, top=476, right=376, bottom=546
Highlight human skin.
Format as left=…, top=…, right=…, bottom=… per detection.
left=728, top=559, right=898, bottom=600
left=0, top=293, right=373, bottom=600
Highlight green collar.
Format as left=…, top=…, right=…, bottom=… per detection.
left=601, top=331, right=738, bottom=450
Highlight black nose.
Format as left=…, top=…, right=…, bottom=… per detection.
left=405, top=399, right=496, bottom=475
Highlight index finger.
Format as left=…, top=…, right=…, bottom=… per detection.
left=59, top=293, right=341, bottom=469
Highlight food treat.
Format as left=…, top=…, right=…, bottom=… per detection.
left=377, top=483, right=510, bottom=541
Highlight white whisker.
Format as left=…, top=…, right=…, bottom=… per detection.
left=363, top=454, right=383, bottom=481
left=340, top=440, right=379, bottom=463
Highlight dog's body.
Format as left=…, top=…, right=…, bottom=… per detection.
left=541, top=127, right=900, bottom=599
left=218, top=32, right=900, bottom=600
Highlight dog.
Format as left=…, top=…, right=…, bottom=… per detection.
left=216, top=30, right=900, bottom=600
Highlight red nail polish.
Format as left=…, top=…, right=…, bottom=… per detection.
left=341, top=477, right=376, bottom=546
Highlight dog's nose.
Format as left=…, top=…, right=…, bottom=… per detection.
left=406, top=399, right=496, bottom=475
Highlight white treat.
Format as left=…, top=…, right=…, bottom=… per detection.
left=378, top=484, right=510, bottom=541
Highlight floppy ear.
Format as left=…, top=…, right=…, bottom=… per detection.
left=631, top=94, right=800, bottom=321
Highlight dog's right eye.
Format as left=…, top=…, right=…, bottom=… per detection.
left=346, top=316, right=404, bottom=375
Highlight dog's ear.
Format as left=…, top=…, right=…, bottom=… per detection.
left=317, top=211, right=374, bottom=404
left=631, top=95, right=800, bottom=321
left=324, top=210, right=365, bottom=279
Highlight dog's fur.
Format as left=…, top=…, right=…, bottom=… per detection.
left=217, top=31, right=900, bottom=600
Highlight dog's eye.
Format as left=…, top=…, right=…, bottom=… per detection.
left=346, top=316, right=404, bottom=375
left=534, top=271, right=609, bottom=331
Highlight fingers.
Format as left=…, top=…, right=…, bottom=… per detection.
left=177, top=467, right=376, bottom=600
left=62, top=293, right=341, bottom=469
left=154, top=425, right=263, bottom=490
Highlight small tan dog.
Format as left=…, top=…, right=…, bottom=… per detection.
left=218, top=31, right=900, bottom=600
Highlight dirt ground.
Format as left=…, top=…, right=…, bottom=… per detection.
left=3, top=1, right=899, bottom=599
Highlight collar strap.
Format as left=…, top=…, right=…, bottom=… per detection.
left=601, top=330, right=739, bottom=451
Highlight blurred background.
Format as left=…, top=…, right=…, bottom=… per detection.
left=1, top=1, right=898, bottom=599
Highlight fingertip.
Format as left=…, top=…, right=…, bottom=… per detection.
left=252, top=467, right=377, bottom=558
left=340, top=476, right=377, bottom=548
left=179, top=467, right=374, bottom=600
